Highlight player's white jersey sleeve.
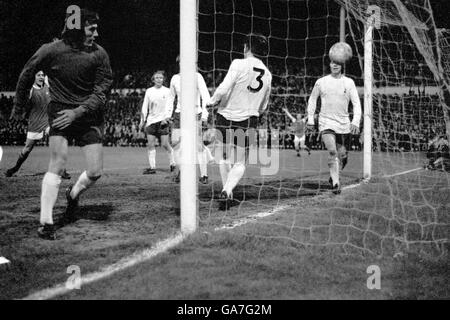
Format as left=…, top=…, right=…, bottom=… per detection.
left=308, top=75, right=361, bottom=134
left=165, top=75, right=178, bottom=118
left=211, top=57, right=272, bottom=122
left=141, top=88, right=152, bottom=126
left=307, top=79, right=321, bottom=126
left=197, top=72, right=210, bottom=121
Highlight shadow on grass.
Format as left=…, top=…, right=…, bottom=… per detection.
left=56, top=203, right=114, bottom=228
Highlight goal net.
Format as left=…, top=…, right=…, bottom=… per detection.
left=196, top=0, right=449, bottom=256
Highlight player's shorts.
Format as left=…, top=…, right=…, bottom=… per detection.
left=145, top=121, right=170, bottom=137
left=48, top=102, right=103, bottom=147
left=172, top=112, right=202, bottom=129
left=321, top=129, right=351, bottom=150
left=26, top=127, right=49, bottom=141
left=294, top=135, right=306, bottom=147
left=215, top=113, right=258, bottom=153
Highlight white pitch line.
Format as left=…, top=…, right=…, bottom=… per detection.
left=21, top=166, right=423, bottom=300
left=382, top=167, right=422, bottom=178
left=22, top=233, right=184, bottom=300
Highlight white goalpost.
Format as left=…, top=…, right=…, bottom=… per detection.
left=179, top=0, right=198, bottom=235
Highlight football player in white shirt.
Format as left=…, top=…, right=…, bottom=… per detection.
left=283, top=107, right=311, bottom=157
left=306, top=53, right=361, bottom=194
left=166, top=56, right=212, bottom=184
left=208, top=33, right=272, bottom=210
left=139, top=71, right=175, bottom=174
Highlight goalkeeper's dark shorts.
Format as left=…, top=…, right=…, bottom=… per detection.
left=321, top=129, right=352, bottom=150
left=215, top=113, right=258, bottom=159
left=48, top=102, right=103, bottom=147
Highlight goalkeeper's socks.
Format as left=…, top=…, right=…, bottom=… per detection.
left=219, top=159, right=232, bottom=187
left=70, top=171, right=97, bottom=200
left=198, top=150, right=208, bottom=178
left=15, top=150, right=31, bottom=170
left=148, top=149, right=156, bottom=169
left=40, top=172, right=61, bottom=225
left=329, top=156, right=340, bottom=186
left=223, top=163, right=246, bottom=196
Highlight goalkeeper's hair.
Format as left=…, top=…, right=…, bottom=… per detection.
left=61, top=8, right=100, bottom=49
left=245, top=33, right=269, bottom=57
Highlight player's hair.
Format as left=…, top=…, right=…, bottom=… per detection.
left=244, top=33, right=269, bottom=57
left=152, top=70, right=166, bottom=82
left=61, top=8, right=99, bottom=49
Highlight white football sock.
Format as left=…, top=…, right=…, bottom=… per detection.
left=204, top=146, right=214, bottom=163
left=219, top=159, right=232, bottom=187
left=329, top=156, right=340, bottom=186
left=198, top=150, right=208, bottom=177
left=40, top=172, right=61, bottom=225
left=70, top=171, right=97, bottom=200
left=223, top=163, right=246, bottom=196
left=148, top=149, right=156, bottom=169
left=168, top=148, right=175, bottom=166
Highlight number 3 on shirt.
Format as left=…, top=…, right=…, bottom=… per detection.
left=247, top=67, right=265, bottom=93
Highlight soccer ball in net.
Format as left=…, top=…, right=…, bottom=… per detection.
left=329, top=42, right=353, bottom=64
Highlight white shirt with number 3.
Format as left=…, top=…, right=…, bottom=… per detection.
left=209, top=57, right=272, bottom=122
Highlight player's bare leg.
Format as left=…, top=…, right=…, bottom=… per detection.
left=220, top=143, right=247, bottom=211
left=65, top=143, right=103, bottom=223
left=160, top=134, right=176, bottom=172
left=171, top=129, right=181, bottom=182
left=38, top=136, right=68, bottom=239
left=294, top=136, right=301, bottom=157
left=5, top=138, right=37, bottom=177
left=337, top=144, right=348, bottom=170
left=144, top=134, right=157, bottom=174
left=322, top=133, right=341, bottom=194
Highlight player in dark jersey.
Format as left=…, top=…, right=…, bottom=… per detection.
left=6, top=71, right=70, bottom=179
left=11, top=8, right=113, bottom=240
left=283, top=107, right=311, bottom=157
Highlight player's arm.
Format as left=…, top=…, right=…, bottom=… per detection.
left=164, top=77, right=176, bottom=121
left=306, top=80, right=320, bottom=130
left=258, top=75, right=272, bottom=116
left=139, top=90, right=150, bottom=130
left=12, top=44, right=50, bottom=121
left=282, top=106, right=296, bottom=123
left=349, top=80, right=361, bottom=135
left=207, top=60, right=240, bottom=106
left=198, top=73, right=210, bottom=122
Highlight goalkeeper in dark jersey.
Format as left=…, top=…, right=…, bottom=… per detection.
left=11, top=8, right=113, bottom=240
left=6, top=71, right=70, bottom=179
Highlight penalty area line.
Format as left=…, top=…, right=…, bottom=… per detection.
left=22, top=233, right=184, bottom=300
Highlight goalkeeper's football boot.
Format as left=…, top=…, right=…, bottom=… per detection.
left=5, top=167, right=17, bottom=177
left=173, top=170, right=180, bottom=183
left=63, top=185, right=79, bottom=224
left=61, top=169, right=71, bottom=180
left=218, top=190, right=233, bottom=211
left=37, top=224, right=56, bottom=241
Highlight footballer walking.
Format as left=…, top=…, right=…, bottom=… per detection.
left=208, top=33, right=272, bottom=210
left=12, top=8, right=113, bottom=240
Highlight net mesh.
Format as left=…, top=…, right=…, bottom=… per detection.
left=197, top=0, right=449, bottom=257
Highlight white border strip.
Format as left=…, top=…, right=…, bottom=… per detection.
left=22, top=233, right=184, bottom=300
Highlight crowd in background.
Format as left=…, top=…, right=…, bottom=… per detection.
left=0, top=68, right=447, bottom=152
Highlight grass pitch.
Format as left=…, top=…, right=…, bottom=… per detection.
left=0, top=146, right=448, bottom=299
